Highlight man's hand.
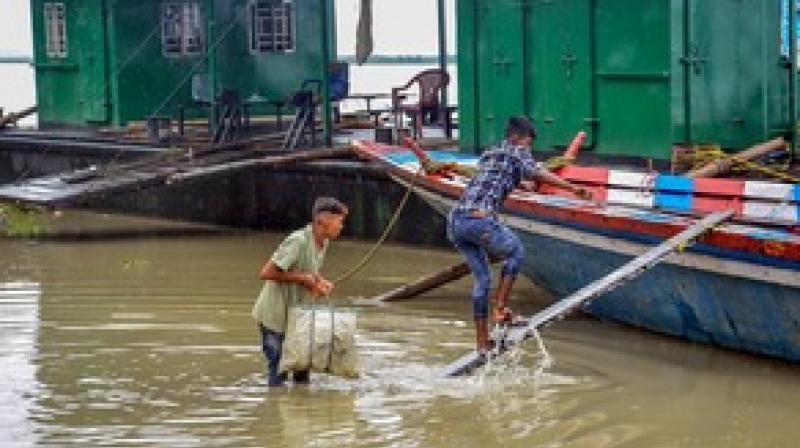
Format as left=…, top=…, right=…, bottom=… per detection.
left=314, top=275, right=334, bottom=297
left=301, top=273, right=319, bottom=293
left=305, top=274, right=334, bottom=298
left=573, top=187, right=593, bottom=201
left=520, top=180, right=537, bottom=192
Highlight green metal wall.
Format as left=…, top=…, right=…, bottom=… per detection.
left=31, top=0, right=111, bottom=125
left=107, top=0, right=207, bottom=127
left=457, top=0, right=793, bottom=159
left=31, top=0, right=334, bottom=127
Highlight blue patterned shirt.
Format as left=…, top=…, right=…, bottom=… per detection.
left=455, top=140, right=540, bottom=215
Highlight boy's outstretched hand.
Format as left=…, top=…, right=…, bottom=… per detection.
left=574, top=187, right=593, bottom=201
left=310, top=274, right=334, bottom=298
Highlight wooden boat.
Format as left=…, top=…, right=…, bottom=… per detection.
left=353, top=140, right=800, bottom=363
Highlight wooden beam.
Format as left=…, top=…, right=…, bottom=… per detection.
left=0, top=106, right=37, bottom=128
left=166, top=147, right=353, bottom=183
left=364, top=256, right=501, bottom=304
left=687, top=138, right=787, bottom=178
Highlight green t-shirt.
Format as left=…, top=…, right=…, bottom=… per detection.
left=252, top=224, right=328, bottom=333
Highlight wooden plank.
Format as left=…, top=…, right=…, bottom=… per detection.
left=0, top=106, right=37, bottom=128
left=441, top=210, right=734, bottom=377
left=364, top=256, right=501, bottom=304
left=166, top=148, right=352, bottom=183
left=371, top=262, right=471, bottom=303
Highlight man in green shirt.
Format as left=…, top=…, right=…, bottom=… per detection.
left=253, top=197, right=348, bottom=387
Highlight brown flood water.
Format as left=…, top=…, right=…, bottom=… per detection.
left=1, top=212, right=799, bottom=448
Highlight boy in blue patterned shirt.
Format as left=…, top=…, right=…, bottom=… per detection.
left=447, top=117, right=592, bottom=356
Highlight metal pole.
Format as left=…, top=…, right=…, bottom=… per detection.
left=790, top=0, right=797, bottom=162
left=437, top=0, right=448, bottom=109
left=320, top=0, right=334, bottom=147
left=207, top=0, right=218, bottom=138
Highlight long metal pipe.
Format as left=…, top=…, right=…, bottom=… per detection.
left=790, top=0, right=797, bottom=162
left=437, top=0, right=448, bottom=108
left=321, top=0, right=334, bottom=147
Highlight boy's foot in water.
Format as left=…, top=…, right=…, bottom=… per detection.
left=493, top=306, right=529, bottom=328
left=268, top=372, right=287, bottom=387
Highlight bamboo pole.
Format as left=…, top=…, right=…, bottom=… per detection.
left=0, top=106, right=37, bottom=128
left=366, top=257, right=501, bottom=304
left=166, top=147, right=352, bottom=183
left=371, top=262, right=472, bottom=303
left=687, top=137, right=787, bottom=178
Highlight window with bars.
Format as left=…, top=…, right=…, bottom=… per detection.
left=249, top=0, right=295, bottom=54
left=162, top=2, right=205, bottom=57
left=44, top=3, right=67, bottom=59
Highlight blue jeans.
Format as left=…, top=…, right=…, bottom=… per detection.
left=259, top=325, right=309, bottom=386
left=447, top=210, right=524, bottom=319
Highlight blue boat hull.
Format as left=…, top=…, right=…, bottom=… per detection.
left=415, top=185, right=800, bottom=363
left=516, top=223, right=800, bottom=362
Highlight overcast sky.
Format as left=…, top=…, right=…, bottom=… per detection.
left=0, top=0, right=456, bottom=55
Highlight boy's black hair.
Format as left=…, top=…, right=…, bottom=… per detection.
left=505, top=116, right=537, bottom=139
left=312, top=197, right=348, bottom=217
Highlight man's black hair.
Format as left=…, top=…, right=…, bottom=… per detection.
left=505, top=116, right=537, bottom=139
left=312, top=197, right=348, bottom=217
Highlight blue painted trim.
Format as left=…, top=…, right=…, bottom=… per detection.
left=387, top=150, right=479, bottom=166
left=656, top=174, right=694, bottom=192
left=655, top=192, right=693, bottom=210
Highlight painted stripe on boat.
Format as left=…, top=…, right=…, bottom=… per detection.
left=558, top=166, right=610, bottom=184
left=742, top=201, right=800, bottom=223
left=410, top=185, right=800, bottom=289
left=607, top=189, right=656, bottom=208
left=608, top=170, right=655, bottom=188
left=655, top=175, right=694, bottom=192
left=744, top=181, right=796, bottom=201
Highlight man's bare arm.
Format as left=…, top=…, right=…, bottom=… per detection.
left=529, top=167, right=593, bottom=200
left=260, top=261, right=315, bottom=288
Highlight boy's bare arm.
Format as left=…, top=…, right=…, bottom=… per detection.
left=259, top=261, right=315, bottom=289
left=259, top=261, right=333, bottom=297
left=530, top=167, right=592, bottom=199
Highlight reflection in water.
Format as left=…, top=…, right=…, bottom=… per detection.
left=1, top=214, right=799, bottom=447
left=0, top=281, right=40, bottom=448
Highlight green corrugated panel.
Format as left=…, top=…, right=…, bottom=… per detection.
left=594, top=0, right=671, bottom=158
left=457, top=0, right=793, bottom=159
left=456, top=0, right=479, bottom=153
left=526, top=0, right=594, bottom=152
left=32, top=0, right=334, bottom=127
left=32, top=0, right=110, bottom=126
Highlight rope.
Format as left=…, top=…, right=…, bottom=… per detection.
left=332, top=183, right=415, bottom=285
left=302, top=168, right=420, bottom=375
left=326, top=296, right=335, bottom=373
left=307, top=301, right=316, bottom=372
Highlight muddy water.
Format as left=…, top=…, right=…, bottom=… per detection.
left=1, top=213, right=799, bottom=447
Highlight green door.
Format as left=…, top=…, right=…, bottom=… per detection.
left=686, top=0, right=768, bottom=149
left=474, top=0, right=526, bottom=148
left=525, top=0, right=593, bottom=151
left=594, top=0, right=672, bottom=159
left=35, top=0, right=109, bottom=125
left=74, top=0, right=110, bottom=123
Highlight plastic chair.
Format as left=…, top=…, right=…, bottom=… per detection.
left=391, top=68, right=450, bottom=139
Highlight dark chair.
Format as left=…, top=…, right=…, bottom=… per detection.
left=391, top=68, right=450, bottom=139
